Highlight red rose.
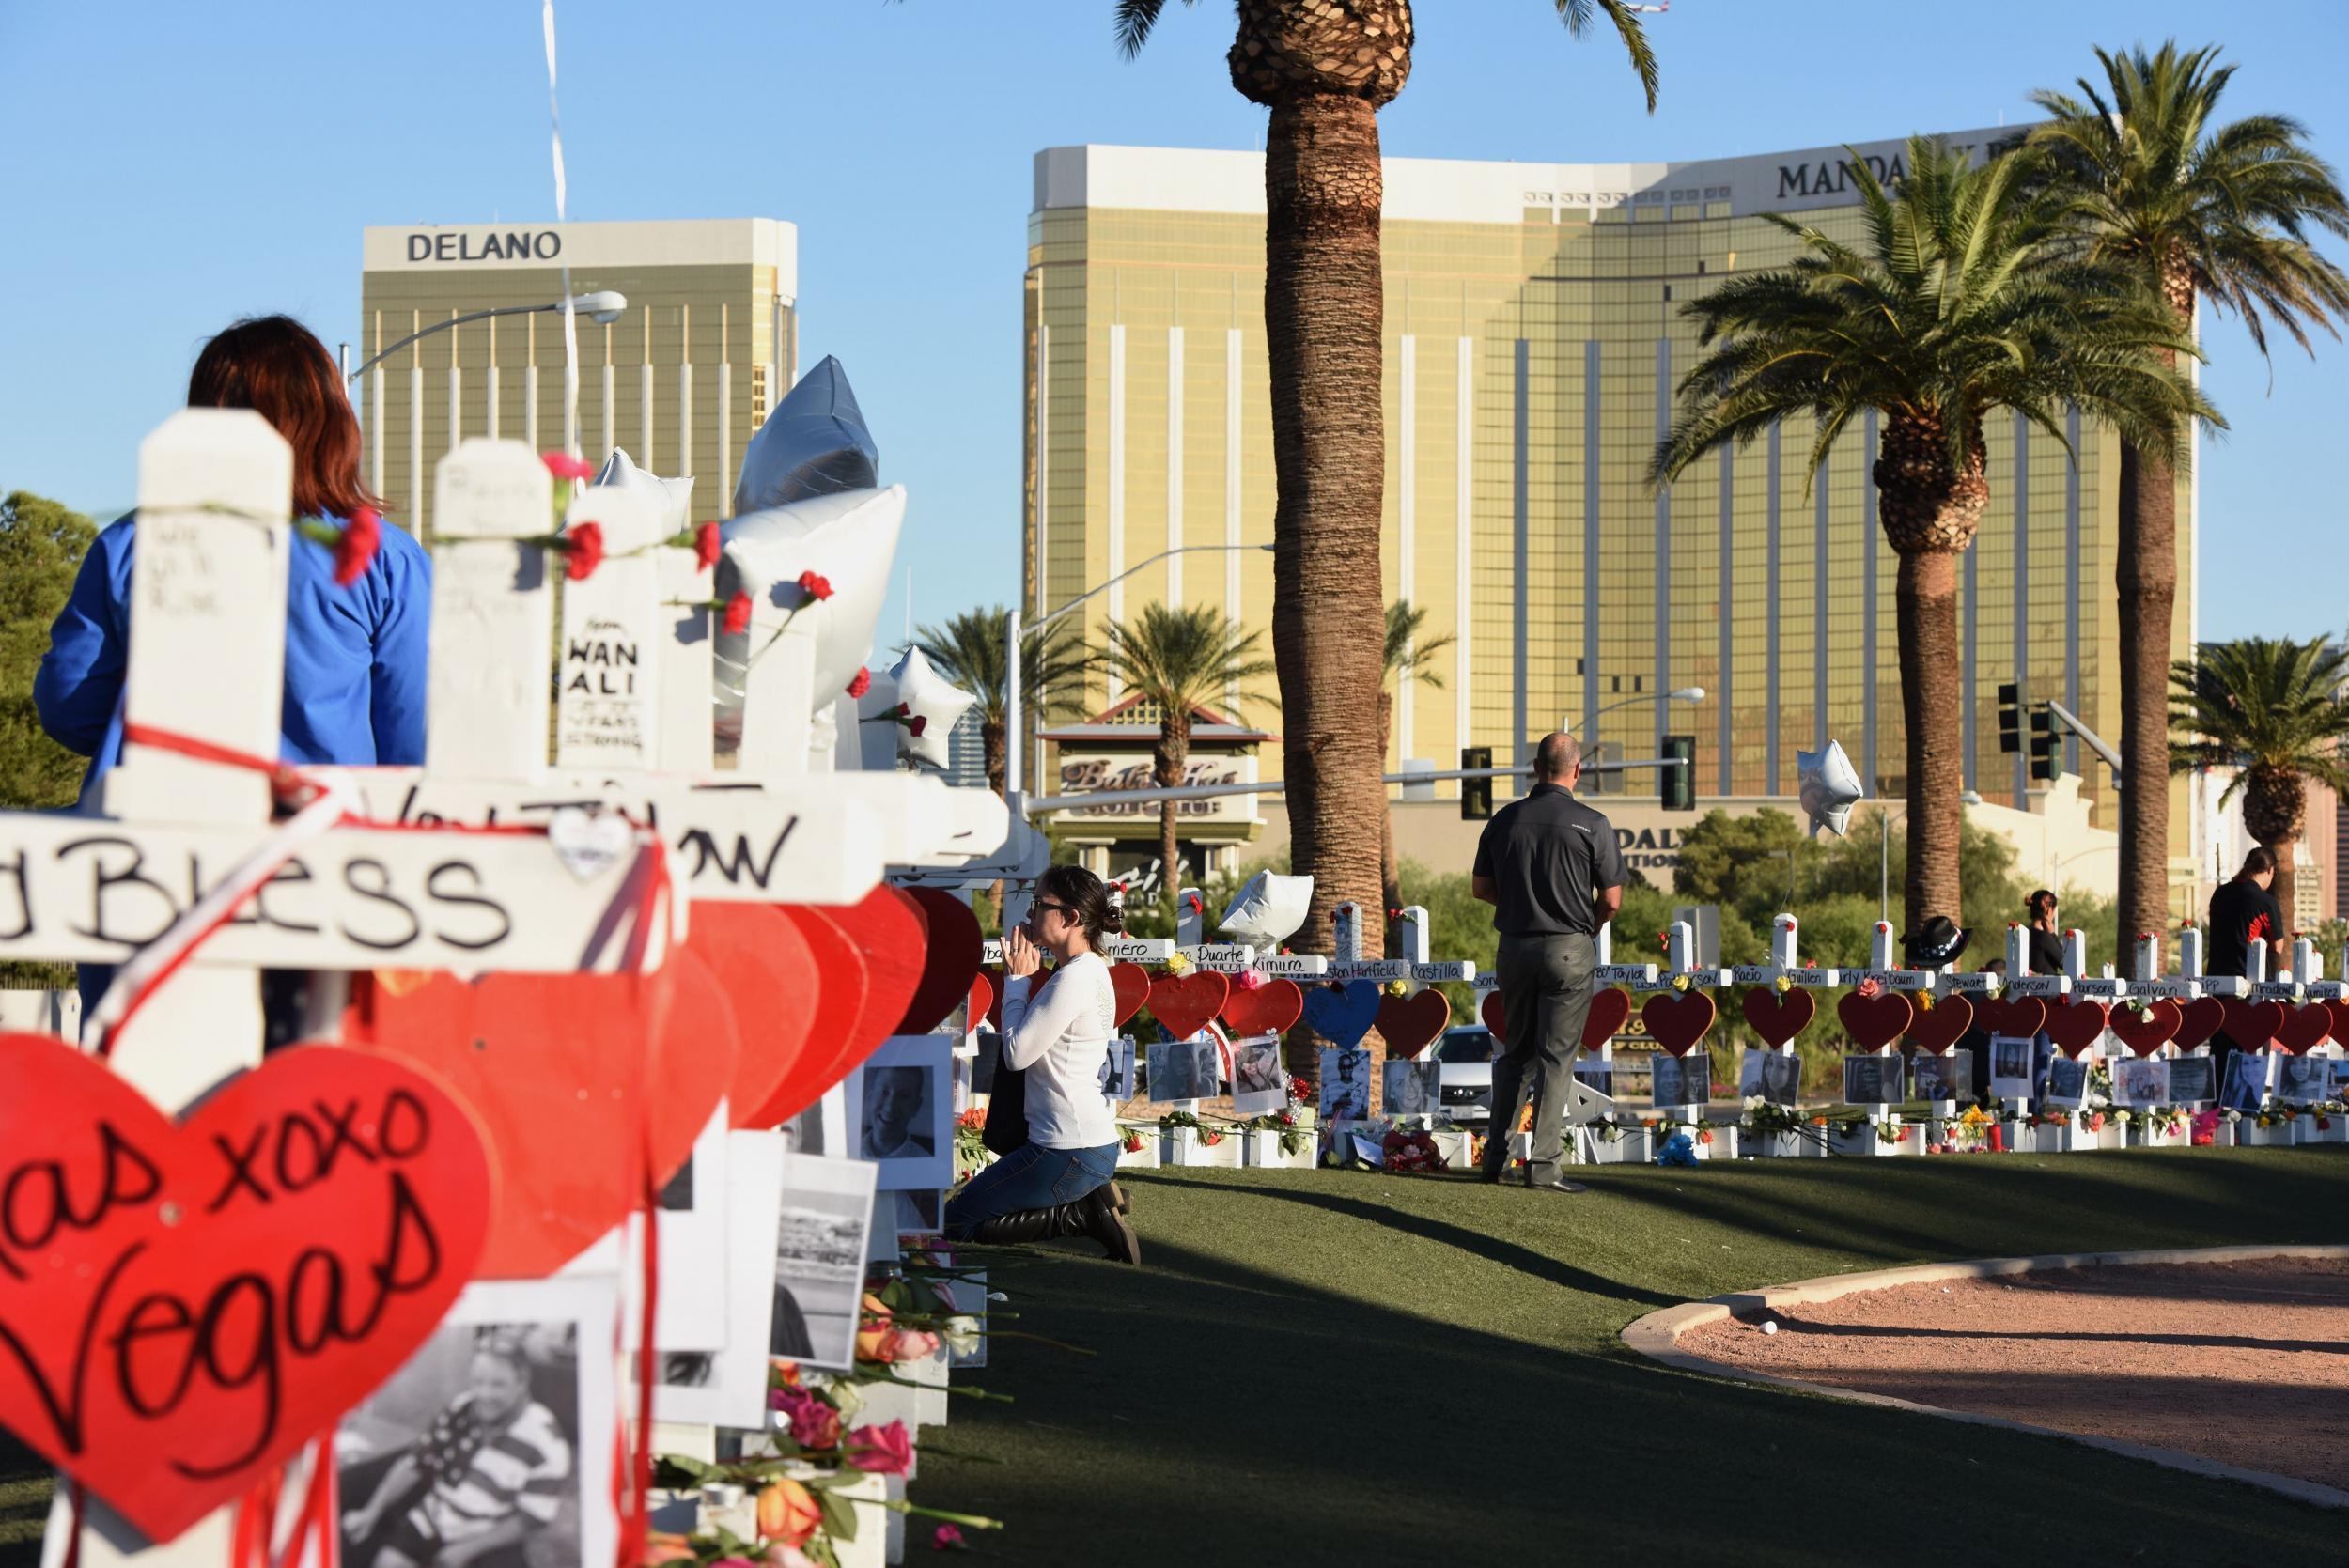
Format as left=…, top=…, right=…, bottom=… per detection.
left=541, top=450, right=596, bottom=482
left=845, top=1421, right=913, bottom=1477
left=564, top=521, right=604, bottom=582
left=333, top=506, right=381, bottom=587
left=694, top=520, right=722, bottom=570
left=848, top=666, right=872, bottom=699
left=908, top=715, right=928, bottom=737
left=797, top=568, right=834, bottom=602
left=723, top=591, right=753, bottom=635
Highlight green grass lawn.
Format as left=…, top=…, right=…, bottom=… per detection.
left=918, top=1146, right=2349, bottom=1566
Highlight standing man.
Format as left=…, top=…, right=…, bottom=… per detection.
left=1471, top=732, right=1625, bottom=1193
left=2206, top=847, right=2288, bottom=1095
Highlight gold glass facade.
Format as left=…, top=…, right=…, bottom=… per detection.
left=1024, top=142, right=2195, bottom=854
left=359, top=219, right=796, bottom=538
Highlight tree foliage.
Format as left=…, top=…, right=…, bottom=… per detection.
left=0, top=490, right=96, bottom=812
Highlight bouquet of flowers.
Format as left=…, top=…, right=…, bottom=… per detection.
left=1380, top=1126, right=1448, bottom=1174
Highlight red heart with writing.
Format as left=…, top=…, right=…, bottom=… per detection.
left=749, top=907, right=871, bottom=1126
left=1904, top=993, right=1974, bottom=1057
left=2109, top=1000, right=2183, bottom=1057
left=1481, top=989, right=1508, bottom=1043
left=2276, top=1002, right=2332, bottom=1056
left=1376, top=991, right=1453, bottom=1059
left=1149, top=972, right=1232, bottom=1041
left=1110, top=962, right=1153, bottom=1028
left=2326, top=999, right=2349, bottom=1049
left=352, top=951, right=735, bottom=1277
left=1979, top=995, right=2048, bottom=1040
left=1838, top=991, right=1914, bottom=1051
left=966, top=972, right=994, bottom=1034
left=2171, top=995, right=2226, bottom=1051
left=1641, top=991, right=1718, bottom=1058
left=2218, top=996, right=2286, bottom=1054
left=1583, top=987, right=1632, bottom=1049
left=682, top=903, right=819, bottom=1132
left=1740, top=986, right=1817, bottom=1049
left=898, top=887, right=985, bottom=1035
left=0, top=1036, right=490, bottom=1545
left=1222, top=978, right=1304, bottom=1039
left=2045, top=999, right=2110, bottom=1058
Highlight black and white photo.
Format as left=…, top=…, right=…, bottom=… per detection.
left=1739, top=1049, right=1800, bottom=1107
left=1318, top=1046, right=1372, bottom=1122
left=1382, top=1059, right=1441, bottom=1118
left=767, top=1152, right=879, bottom=1372
left=1910, top=1053, right=1972, bottom=1104
left=1988, top=1035, right=2034, bottom=1100
left=2276, top=1052, right=2330, bottom=1105
left=1652, top=1049, right=1712, bottom=1109
left=2220, top=1049, right=2271, bottom=1111
left=1145, top=1038, right=1219, bottom=1103
left=2167, top=1055, right=2216, bottom=1105
left=850, top=1035, right=954, bottom=1191
left=1843, top=1054, right=1906, bottom=1106
left=649, top=1111, right=728, bottom=1352
left=2044, top=1053, right=2089, bottom=1109
left=778, top=1083, right=847, bottom=1157
left=1097, top=1039, right=1138, bottom=1100
left=655, top=1129, right=788, bottom=1428
left=339, top=1278, right=615, bottom=1568
left=2111, top=1057, right=2170, bottom=1108
left=1231, top=1038, right=1287, bottom=1117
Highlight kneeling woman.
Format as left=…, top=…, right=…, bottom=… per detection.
left=944, top=865, right=1139, bottom=1264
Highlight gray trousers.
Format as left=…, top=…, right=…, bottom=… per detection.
left=1483, top=932, right=1597, bottom=1184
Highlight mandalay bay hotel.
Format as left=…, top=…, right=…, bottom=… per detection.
left=1023, top=133, right=2208, bottom=907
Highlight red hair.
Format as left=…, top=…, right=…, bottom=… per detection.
left=188, top=316, right=383, bottom=520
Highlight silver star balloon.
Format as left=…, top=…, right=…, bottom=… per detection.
left=1797, top=739, right=1864, bottom=838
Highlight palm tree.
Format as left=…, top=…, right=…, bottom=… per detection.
left=2029, top=42, right=2349, bottom=958
left=1113, top=0, right=1658, bottom=959
left=2170, top=638, right=2349, bottom=930
left=1649, top=135, right=2215, bottom=939
left=910, top=605, right=1094, bottom=799
left=1379, top=599, right=1454, bottom=915
left=1097, top=603, right=1274, bottom=912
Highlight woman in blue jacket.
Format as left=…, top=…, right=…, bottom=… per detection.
left=36, top=315, right=430, bottom=1024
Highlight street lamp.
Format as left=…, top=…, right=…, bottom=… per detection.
left=341, top=291, right=629, bottom=383
left=1005, top=543, right=1274, bottom=815
left=1565, top=685, right=1704, bottom=733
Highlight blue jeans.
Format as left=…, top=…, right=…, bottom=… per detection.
left=944, top=1142, right=1119, bottom=1239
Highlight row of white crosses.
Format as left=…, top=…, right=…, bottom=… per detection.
left=1, top=414, right=1006, bottom=1568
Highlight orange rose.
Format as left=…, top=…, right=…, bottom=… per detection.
left=854, top=1292, right=894, bottom=1362
left=756, top=1479, right=823, bottom=1547
left=642, top=1534, right=698, bottom=1566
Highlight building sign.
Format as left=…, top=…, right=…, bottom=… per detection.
left=1057, top=755, right=1256, bottom=825
left=1773, top=134, right=2025, bottom=200
left=1615, top=824, right=1686, bottom=877
left=404, top=230, right=563, bottom=263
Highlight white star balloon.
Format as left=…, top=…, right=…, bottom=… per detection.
left=1797, top=739, right=1865, bottom=838
left=887, top=644, right=977, bottom=770
left=592, top=447, right=695, bottom=536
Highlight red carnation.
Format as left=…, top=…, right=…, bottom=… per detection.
left=694, top=520, right=722, bottom=571
left=848, top=666, right=872, bottom=699
left=333, top=506, right=381, bottom=587
left=541, top=450, right=595, bottom=482
left=723, top=591, right=753, bottom=635
left=908, top=716, right=928, bottom=737
left=564, top=521, right=605, bottom=582
left=797, top=568, right=834, bottom=602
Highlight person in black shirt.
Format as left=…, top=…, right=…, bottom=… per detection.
left=2206, top=848, right=2287, bottom=1094
left=2024, top=890, right=2065, bottom=976
left=1470, top=732, right=1625, bottom=1193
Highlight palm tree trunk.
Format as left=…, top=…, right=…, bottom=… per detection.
left=1264, top=93, right=1389, bottom=975
left=1156, top=715, right=1189, bottom=919
left=981, top=717, right=1006, bottom=800
left=1894, top=546, right=1966, bottom=934
left=1378, top=688, right=1402, bottom=918
left=2115, top=342, right=2181, bottom=956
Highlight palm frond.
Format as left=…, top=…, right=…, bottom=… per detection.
left=1112, top=0, right=1186, bottom=59
left=1555, top=0, right=1659, bottom=112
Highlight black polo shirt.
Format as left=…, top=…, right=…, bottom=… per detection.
left=1471, top=783, right=1626, bottom=937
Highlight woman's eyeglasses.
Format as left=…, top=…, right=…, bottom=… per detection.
left=1032, top=899, right=1077, bottom=921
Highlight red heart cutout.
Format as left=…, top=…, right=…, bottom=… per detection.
left=1109, top=962, right=1153, bottom=1028
left=2218, top=996, right=2286, bottom=1054
left=756, top=887, right=925, bottom=1125
left=1376, top=991, right=1453, bottom=1059
left=749, top=907, right=871, bottom=1125
left=1641, top=991, right=1718, bottom=1058
left=2171, top=994, right=2226, bottom=1051
left=682, top=903, right=818, bottom=1131
left=1222, top=978, right=1305, bottom=1038
left=0, top=1036, right=490, bottom=1543
left=1149, top=972, right=1232, bottom=1041
left=2276, top=1003, right=2332, bottom=1056
left=2045, top=999, right=2110, bottom=1058
left=898, top=887, right=985, bottom=1035
left=352, top=953, right=736, bottom=1277
left=2109, top=1000, right=2184, bottom=1057
left=1740, top=986, right=1817, bottom=1049
left=1838, top=991, right=1915, bottom=1051
left=1481, top=989, right=1508, bottom=1043
left=973, top=966, right=1008, bottom=1032
left=1582, top=987, right=1632, bottom=1049
left=966, top=972, right=995, bottom=1033
left=1979, top=995, right=2049, bottom=1039
left=1904, top=993, right=1974, bottom=1056
left=2326, top=999, right=2349, bottom=1048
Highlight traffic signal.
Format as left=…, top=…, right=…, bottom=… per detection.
left=1660, top=735, right=1696, bottom=811
left=2029, top=706, right=2057, bottom=782
left=1997, top=683, right=2021, bottom=753
left=1459, top=746, right=1493, bottom=820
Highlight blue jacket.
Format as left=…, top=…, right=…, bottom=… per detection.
left=36, top=512, right=433, bottom=799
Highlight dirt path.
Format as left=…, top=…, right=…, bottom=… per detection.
left=1678, top=1257, right=2349, bottom=1490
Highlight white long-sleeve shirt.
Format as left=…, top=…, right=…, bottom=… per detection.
left=1000, top=951, right=1120, bottom=1150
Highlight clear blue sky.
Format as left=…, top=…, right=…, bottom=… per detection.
left=3, top=0, right=2342, bottom=648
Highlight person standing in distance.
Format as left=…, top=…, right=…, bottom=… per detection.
left=2205, top=847, right=2288, bottom=1093
left=2023, top=890, right=2065, bottom=978
left=1471, top=732, right=1625, bottom=1193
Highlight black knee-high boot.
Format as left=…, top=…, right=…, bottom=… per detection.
left=965, top=1186, right=1140, bottom=1265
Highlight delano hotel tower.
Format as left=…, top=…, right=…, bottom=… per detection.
left=359, top=218, right=797, bottom=537
left=1023, top=135, right=2199, bottom=854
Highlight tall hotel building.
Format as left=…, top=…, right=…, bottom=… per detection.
left=1023, top=137, right=2198, bottom=865
left=358, top=218, right=796, bottom=536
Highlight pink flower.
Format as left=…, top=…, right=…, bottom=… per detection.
left=564, top=521, right=604, bottom=582
left=771, top=1383, right=842, bottom=1451
left=723, top=591, right=754, bottom=635
left=848, top=666, right=872, bottom=699
left=796, top=568, right=834, bottom=602
left=931, top=1525, right=966, bottom=1552
left=885, top=1327, right=941, bottom=1363
left=846, top=1420, right=914, bottom=1476
left=694, top=520, right=723, bottom=570
left=1237, top=969, right=1267, bottom=992
left=333, top=506, right=381, bottom=587
left=542, top=450, right=596, bottom=482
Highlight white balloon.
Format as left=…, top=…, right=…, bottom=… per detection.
left=1797, top=739, right=1865, bottom=838
left=1219, top=870, right=1315, bottom=950
left=887, top=645, right=977, bottom=770
left=592, top=447, right=695, bottom=536
left=713, top=485, right=905, bottom=728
